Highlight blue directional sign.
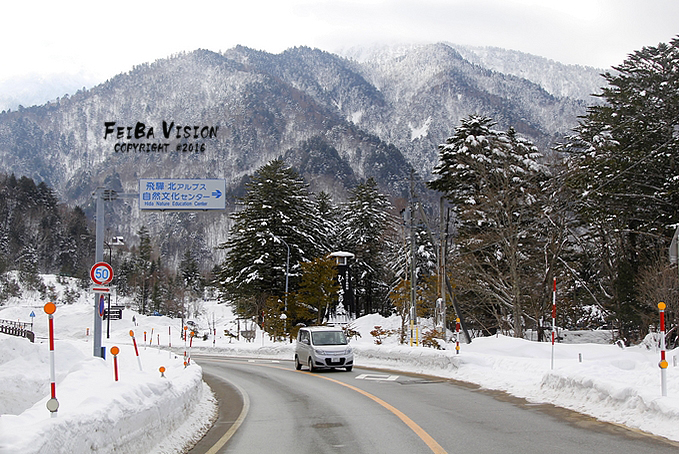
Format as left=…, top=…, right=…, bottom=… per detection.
left=139, top=179, right=226, bottom=211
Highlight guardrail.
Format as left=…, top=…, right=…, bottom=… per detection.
left=0, top=319, right=35, bottom=342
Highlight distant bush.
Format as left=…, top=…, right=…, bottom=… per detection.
left=370, top=325, right=395, bottom=345
left=0, top=273, right=21, bottom=303
left=421, top=329, right=445, bottom=350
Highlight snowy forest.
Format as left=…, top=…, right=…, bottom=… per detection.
left=1, top=37, right=678, bottom=346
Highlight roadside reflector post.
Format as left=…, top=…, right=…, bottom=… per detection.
left=159, top=366, right=166, bottom=378
left=659, top=302, right=668, bottom=397
left=183, top=326, right=188, bottom=365
left=110, top=346, right=120, bottom=381
left=44, top=302, right=59, bottom=418
left=130, top=330, right=143, bottom=371
left=455, top=317, right=461, bottom=355
left=188, top=331, right=194, bottom=365
left=150, top=328, right=154, bottom=346
left=551, top=277, right=556, bottom=370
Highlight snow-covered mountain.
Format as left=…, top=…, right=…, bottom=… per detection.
left=0, top=43, right=604, bottom=256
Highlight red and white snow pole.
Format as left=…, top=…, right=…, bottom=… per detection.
left=188, top=331, right=194, bottom=365
left=130, top=330, right=143, bottom=371
left=551, top=277, right=556, bottom=370
left=659, top=302, right=668, bottom=397
left=183, top=325, right=188, bottom=366
left=44, top=302, right=59, bottom=418
left=455, top=317, right=461, bottom=355
left=110, top=346, right=120, bottom=381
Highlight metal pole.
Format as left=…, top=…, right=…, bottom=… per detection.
left=93, top=188, right=104, bottom=358
left=551, top=277, right=556, bottom=370
left=439, top=196, right=446, bottom=339
left=272, top=234, right=290, bottom=331
left=409, top=171, right=417, bottom=346
left=106, top=242, right=112, bottom=339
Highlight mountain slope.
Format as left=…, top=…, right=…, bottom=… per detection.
left=0, top=43, right=601, bottom=265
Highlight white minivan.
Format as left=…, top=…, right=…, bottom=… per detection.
left=295, top=326, right=354, bottom=372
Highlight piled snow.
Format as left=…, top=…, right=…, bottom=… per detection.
left=2, top=276, right=679, bottom=451
left=0, top=277, right=216, bottom=454
left=195, top=312, right=679, bottom=443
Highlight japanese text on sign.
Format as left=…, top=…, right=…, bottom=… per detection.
left=139, top=179, right=226, bottom=210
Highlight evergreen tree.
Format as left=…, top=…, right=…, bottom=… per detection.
left=562, top=37, right=679, bottom=342
left=338, top=177, right=395, bottom=316
left=218, top=159, right=327, bottom=323
left=315, top=191, right=341, bottom=250
left=295, top=256, right=341, bottom=325
left=135, top=226, right=154, bottom=314
left=428, top=115, right=549, bottom=337
left=179, top=249, right=203, bottom=296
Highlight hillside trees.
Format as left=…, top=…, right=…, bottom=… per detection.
left=428, top=115, right=551, bottom=337
left=217, top=159, right=328, bottom=322
left=337, top=177, right=396, bottom=316
left=218, top=161, right=400, bottom=325
left=0, top=174, right=96, bottom=300
left=561, top=37, right=679, bottom=342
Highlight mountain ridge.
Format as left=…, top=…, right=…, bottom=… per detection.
left=0, top=43, right=603, bottom=266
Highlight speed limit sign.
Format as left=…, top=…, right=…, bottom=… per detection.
left=90, top=262, right=114, bottom=285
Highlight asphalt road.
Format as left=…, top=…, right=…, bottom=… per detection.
left=189, top=355, right=679, bottom=454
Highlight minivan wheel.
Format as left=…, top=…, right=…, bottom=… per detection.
left=294, top=355, right=302, bottom=370
left=308, top=358, right=316, bottom=372
left=345, top=366, right=353, bottom=372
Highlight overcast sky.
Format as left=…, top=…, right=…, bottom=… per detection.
left=1, top=0, right=677, bottom=84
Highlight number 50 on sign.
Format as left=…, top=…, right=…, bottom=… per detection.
left=91, top=262, right=114, bottom=285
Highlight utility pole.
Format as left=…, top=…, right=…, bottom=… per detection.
left=409, top=169, right=418, bottom=346
left=439, top=196, right=447, bottom=339
left=92, top=188, right=136, bottom=358
left=93, top=188, right=105, bottom=358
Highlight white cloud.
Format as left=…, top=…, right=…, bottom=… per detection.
left=0, top=0, right=677, bottom=84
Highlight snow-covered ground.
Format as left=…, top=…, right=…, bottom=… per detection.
left=2, top=275, right=679, bottom=453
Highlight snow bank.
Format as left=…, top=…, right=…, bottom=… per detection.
left=0, top=335, right=215, bottom=454
left=349, top=332, right=679, bottom=442
left=4, top=279, right=679, bottom=449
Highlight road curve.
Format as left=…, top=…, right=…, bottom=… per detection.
left=189, top=355, right=678, bottom=454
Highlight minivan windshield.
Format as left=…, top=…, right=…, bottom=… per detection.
left=311, top=331, right=348, bottom=346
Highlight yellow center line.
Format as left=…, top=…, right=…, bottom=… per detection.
left=305, top=371, right=447, bottom=454
left=197, top=358, right=447, bottom=454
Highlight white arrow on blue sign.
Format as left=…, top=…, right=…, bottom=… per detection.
left=139, top=179, right=226, bottom=211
